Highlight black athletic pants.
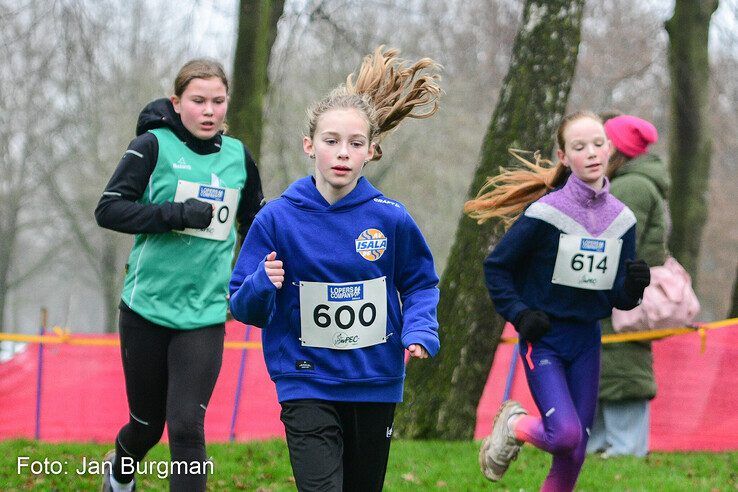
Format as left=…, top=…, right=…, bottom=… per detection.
left=112, top=307, right=224, bottom=491
left=280, top=399, right=396, bottom=492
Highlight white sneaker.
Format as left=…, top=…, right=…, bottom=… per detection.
left=479, top=400, right=527, bottom=481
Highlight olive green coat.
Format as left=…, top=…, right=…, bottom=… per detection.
left=599, top=153, right=670, bottom=401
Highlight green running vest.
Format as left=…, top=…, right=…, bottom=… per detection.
left=121, top=128, right=247, bottom=329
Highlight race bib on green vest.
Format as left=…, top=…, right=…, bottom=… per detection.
left=551, top=234, right=622, bottom=290
left=299, top=277, right=388, bottom=350
left=173, top=180, right=239, bottom=241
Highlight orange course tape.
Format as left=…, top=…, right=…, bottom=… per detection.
left=1, top=318, right=736, bottom=352
left=0, top=329, right=262, bottom=350
left=499, top=317, right=737, bottom=351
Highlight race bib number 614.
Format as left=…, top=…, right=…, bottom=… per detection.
left=551, top=234, right=622, bottom=290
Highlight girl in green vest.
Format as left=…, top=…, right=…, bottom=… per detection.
left=95, top=58, right=264, bottom=492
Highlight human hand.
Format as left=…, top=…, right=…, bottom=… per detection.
left=624, top=259, right=650, bottom=300
left=264, top=251, right=284, bottom=289
left=407, top=344, right=429, bottom=359
left=181, top=198, right=213, bottom=229
left=514, top=309, right=550, bottom=343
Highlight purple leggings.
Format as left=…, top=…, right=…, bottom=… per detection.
left=513, top=321, right=601, bottom=492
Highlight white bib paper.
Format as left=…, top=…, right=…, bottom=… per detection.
left=299, top=277, right=388, bottom=350
left=551, top=234, right=622, bottom=290
left=173, top=180, right=239, bottom=241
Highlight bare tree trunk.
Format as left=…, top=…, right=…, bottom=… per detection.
left=665, top=0, right=719, bottom=282
left=101, top=238, right=121, bottom=333
left=229, top=0, right=286, bottom=161
left=0, top=205, right=19, bottom=331
left=396, top=0, right=586, bottom=440
left=229, top=0, right=286, bottom=260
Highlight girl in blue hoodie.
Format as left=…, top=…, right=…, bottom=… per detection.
left=229, top=46, right=442, bottom=491
left=467, top=111, right=650, bottom=492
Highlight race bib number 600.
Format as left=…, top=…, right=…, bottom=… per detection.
left=299, top=277, right=388, bottom=350
left=551, top=234, right=622, bottom=290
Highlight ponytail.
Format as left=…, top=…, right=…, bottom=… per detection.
left=464, top=150, right=568, bottom=228
left=306, top=46, right=442, bottom=161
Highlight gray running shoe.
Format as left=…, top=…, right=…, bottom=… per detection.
left=478, top=400, right=527, bottom=481
left=101, top=450, right=135, bottom=491
left=101, top=450, right=115, bottom=492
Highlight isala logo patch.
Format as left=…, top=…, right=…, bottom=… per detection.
left=355, top=228, right=387, bottom=261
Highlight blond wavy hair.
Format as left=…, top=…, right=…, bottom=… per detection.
left=305, top=46, right=442, bottom=161
left=464, top=111, right=601, bottom=228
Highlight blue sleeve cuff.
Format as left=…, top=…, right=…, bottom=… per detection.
left=252, top=256, right=276, bottom=295
left=229, top=256, right=276, bottom=327
left=402, top=329, right=440, bottom=357
left=507, top=302, right=530, bottom=328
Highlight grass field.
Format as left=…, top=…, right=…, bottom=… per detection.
left=1, top=439, right=736, bottom=491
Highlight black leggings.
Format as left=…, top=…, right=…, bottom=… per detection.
left=112, top=307, right=224, bottom=491
left=280, top=399, right=396, bottom=492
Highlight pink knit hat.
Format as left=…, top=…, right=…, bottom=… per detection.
left=604, top=115, right=658, bottom=158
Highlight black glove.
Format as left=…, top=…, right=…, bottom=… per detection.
left=623, top=259, right=650, bottom=300
left=180, top=198, right=213, bottom=229
left=513, top=309, right=550, bottom=344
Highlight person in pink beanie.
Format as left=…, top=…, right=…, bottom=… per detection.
left=603, top=115, right=658, bottom=158
left=587, top=112, right=671, bottom=458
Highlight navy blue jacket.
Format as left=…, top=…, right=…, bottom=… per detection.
left=485, top=175, right=640, bottom=325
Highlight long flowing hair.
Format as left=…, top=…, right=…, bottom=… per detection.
left=305, top=46, right=443, bottom=161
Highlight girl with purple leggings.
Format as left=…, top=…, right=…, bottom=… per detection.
left=465, top=111, right=651, bottom=491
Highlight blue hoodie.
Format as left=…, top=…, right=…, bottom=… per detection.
left=229, top=176, right=440, bottom=403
